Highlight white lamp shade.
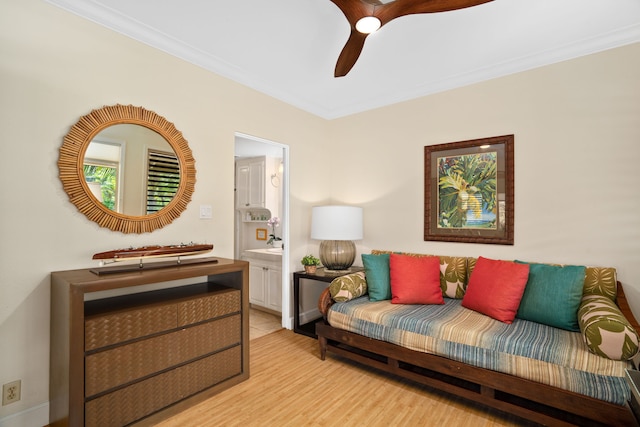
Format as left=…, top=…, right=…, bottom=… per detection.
left=311, top=206, right=363, bottom=241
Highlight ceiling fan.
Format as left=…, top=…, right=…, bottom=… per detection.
left=330, top=0, right=493, bottom=77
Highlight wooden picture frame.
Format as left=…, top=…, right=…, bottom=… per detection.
left=424, top=135, right=514, bottom=245
left=256, top=228, right=268, bottom=241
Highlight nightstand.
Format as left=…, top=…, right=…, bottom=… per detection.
left=293, top=267, right=364, bottom=338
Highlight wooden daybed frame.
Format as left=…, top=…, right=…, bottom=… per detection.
left=316, top=283, right=640, bottom=427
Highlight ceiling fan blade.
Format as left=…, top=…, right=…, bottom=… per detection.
left=377, top=0, right=493, bottom=25
left=335, top=30, right=369, bottom=77
left=329, top=0, right=493, bottom=76
left=330, top=0, right=374, bottom=25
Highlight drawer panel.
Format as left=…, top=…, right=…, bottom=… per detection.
left=85, top=314, right=241, bottom=397
left=177, top=288, right=241, bottom=326
left=85, top=346, right=242, bottom=427
left=85, top=304, right=177, bottom=351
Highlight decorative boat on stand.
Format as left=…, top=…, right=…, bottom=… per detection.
left=93, top=242, right=213, bottom=261
left=91, top=243, right=215, bottom=275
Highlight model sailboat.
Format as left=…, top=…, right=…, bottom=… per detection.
left=93, top=242, right=213, bottom=261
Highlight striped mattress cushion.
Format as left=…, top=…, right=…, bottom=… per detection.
left=328, top=297, right=631, bottom=405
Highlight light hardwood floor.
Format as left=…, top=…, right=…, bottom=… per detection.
left=156, top=329, right=536, bottom=427
left=249, top=308, right=282, bottom=340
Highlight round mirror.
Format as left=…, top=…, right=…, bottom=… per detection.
left=58, top=105, right=196, bottom=234
left=85, top=124, right=178, bottom=216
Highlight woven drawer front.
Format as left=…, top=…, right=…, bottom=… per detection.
left=85, top=346, right=242, bottom=427
left=85, top=305, right=177, bottom=351
left=85, top=314, right=241, bottom=397
left=177, top=289, right=240, bottom=326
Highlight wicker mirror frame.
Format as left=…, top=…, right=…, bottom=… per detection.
left=58, top=104, right=196, bottom=234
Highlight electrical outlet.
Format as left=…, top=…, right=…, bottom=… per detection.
left=2, top=380, right=21, bottom=405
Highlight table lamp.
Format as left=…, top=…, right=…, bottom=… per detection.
left=311, top=205, right=363, bottom=272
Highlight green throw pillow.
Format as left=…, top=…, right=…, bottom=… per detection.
left=515, top=261, right=585, bottom=331
left=329, top=272, right=367, bottom=302
left=362, top=253, right=391, bottom=301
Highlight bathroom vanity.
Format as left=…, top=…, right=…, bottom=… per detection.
left=242, top=249, right=282, bottom=313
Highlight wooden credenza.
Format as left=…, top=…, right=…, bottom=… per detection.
left=50, top=257, right=249, bottom=427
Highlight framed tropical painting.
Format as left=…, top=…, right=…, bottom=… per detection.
left=424, top=135, right=514, bottom=245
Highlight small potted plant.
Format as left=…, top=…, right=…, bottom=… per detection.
left=301, top=254, right=321, bottom=274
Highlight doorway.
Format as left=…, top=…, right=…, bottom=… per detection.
left=234, top=133, right=291, bottom=331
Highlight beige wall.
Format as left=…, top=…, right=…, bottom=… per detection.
left=0, top=0, right=330, bottom=421
left=328, top=43, right=640, bottom=309
left=1, top=0, right=639, bottom=423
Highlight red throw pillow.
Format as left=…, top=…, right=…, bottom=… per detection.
left=389, top=254, right=444, bottom=305
left=462, top=256, right=530, bottom=323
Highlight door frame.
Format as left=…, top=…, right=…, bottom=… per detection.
left=234, top=132, right=291, bottom=329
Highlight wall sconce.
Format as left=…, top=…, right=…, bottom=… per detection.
left=311, top=205, right=363, bottom=272
left=271, top=160, right=283, bottom=187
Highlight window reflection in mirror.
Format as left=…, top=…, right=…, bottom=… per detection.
left=84, top=141, right=121, bottom=211
left=146, top=149, right=180, bottom=214
left=83, top=124, right=179, bottom=216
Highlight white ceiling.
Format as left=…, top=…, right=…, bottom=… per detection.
left=46, top=0, right=640, bottom=119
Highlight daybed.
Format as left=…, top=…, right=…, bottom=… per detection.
left=317, top=251, right=640, bottom=426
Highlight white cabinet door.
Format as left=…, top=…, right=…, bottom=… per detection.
left=245, top=257, right=281, bottom=313
left=247, top=160, right=265, bottom=207
left=236, top=157, right=265, bottom=208
left=235, top=163, right=250, bottom=208
left=266, top=266, right=282, bottom=312
left=249, top=263, right=266, bottom=306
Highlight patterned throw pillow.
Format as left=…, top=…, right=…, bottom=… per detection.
left=583, top=267, right=617, bottom=301
left=439, top=256, right=468, bottom=298
left=329, top=272, right=367, bottom=302
left=467, top=257, right=477, bottom=283
left=578, top=294, right=639, bottom=361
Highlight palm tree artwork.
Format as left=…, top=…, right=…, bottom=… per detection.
left=437, top=151, right=498, bottom=230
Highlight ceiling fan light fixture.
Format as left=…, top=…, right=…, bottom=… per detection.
left=355, top=16, right=381, bottom=34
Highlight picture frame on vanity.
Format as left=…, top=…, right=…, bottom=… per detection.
left=424, top=134, right=514, bottom=245
left=256, top=228, right=268, bottom=240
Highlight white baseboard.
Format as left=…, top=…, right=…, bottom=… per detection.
left=300, top=308, right=321, bottom=325
left=0, top=402, right=49, bottom=427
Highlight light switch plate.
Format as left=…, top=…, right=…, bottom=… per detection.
left=199, top=205, right=212, bottom=219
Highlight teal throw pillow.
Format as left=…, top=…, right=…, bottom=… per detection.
left=362, top=253, right=391, bottom=301
left=515, top=261, right=586, bottom=331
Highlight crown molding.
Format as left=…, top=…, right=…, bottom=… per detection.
left=45, top=1, right=640, bottom=120
left=323, top=23, right=640, bottom=119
